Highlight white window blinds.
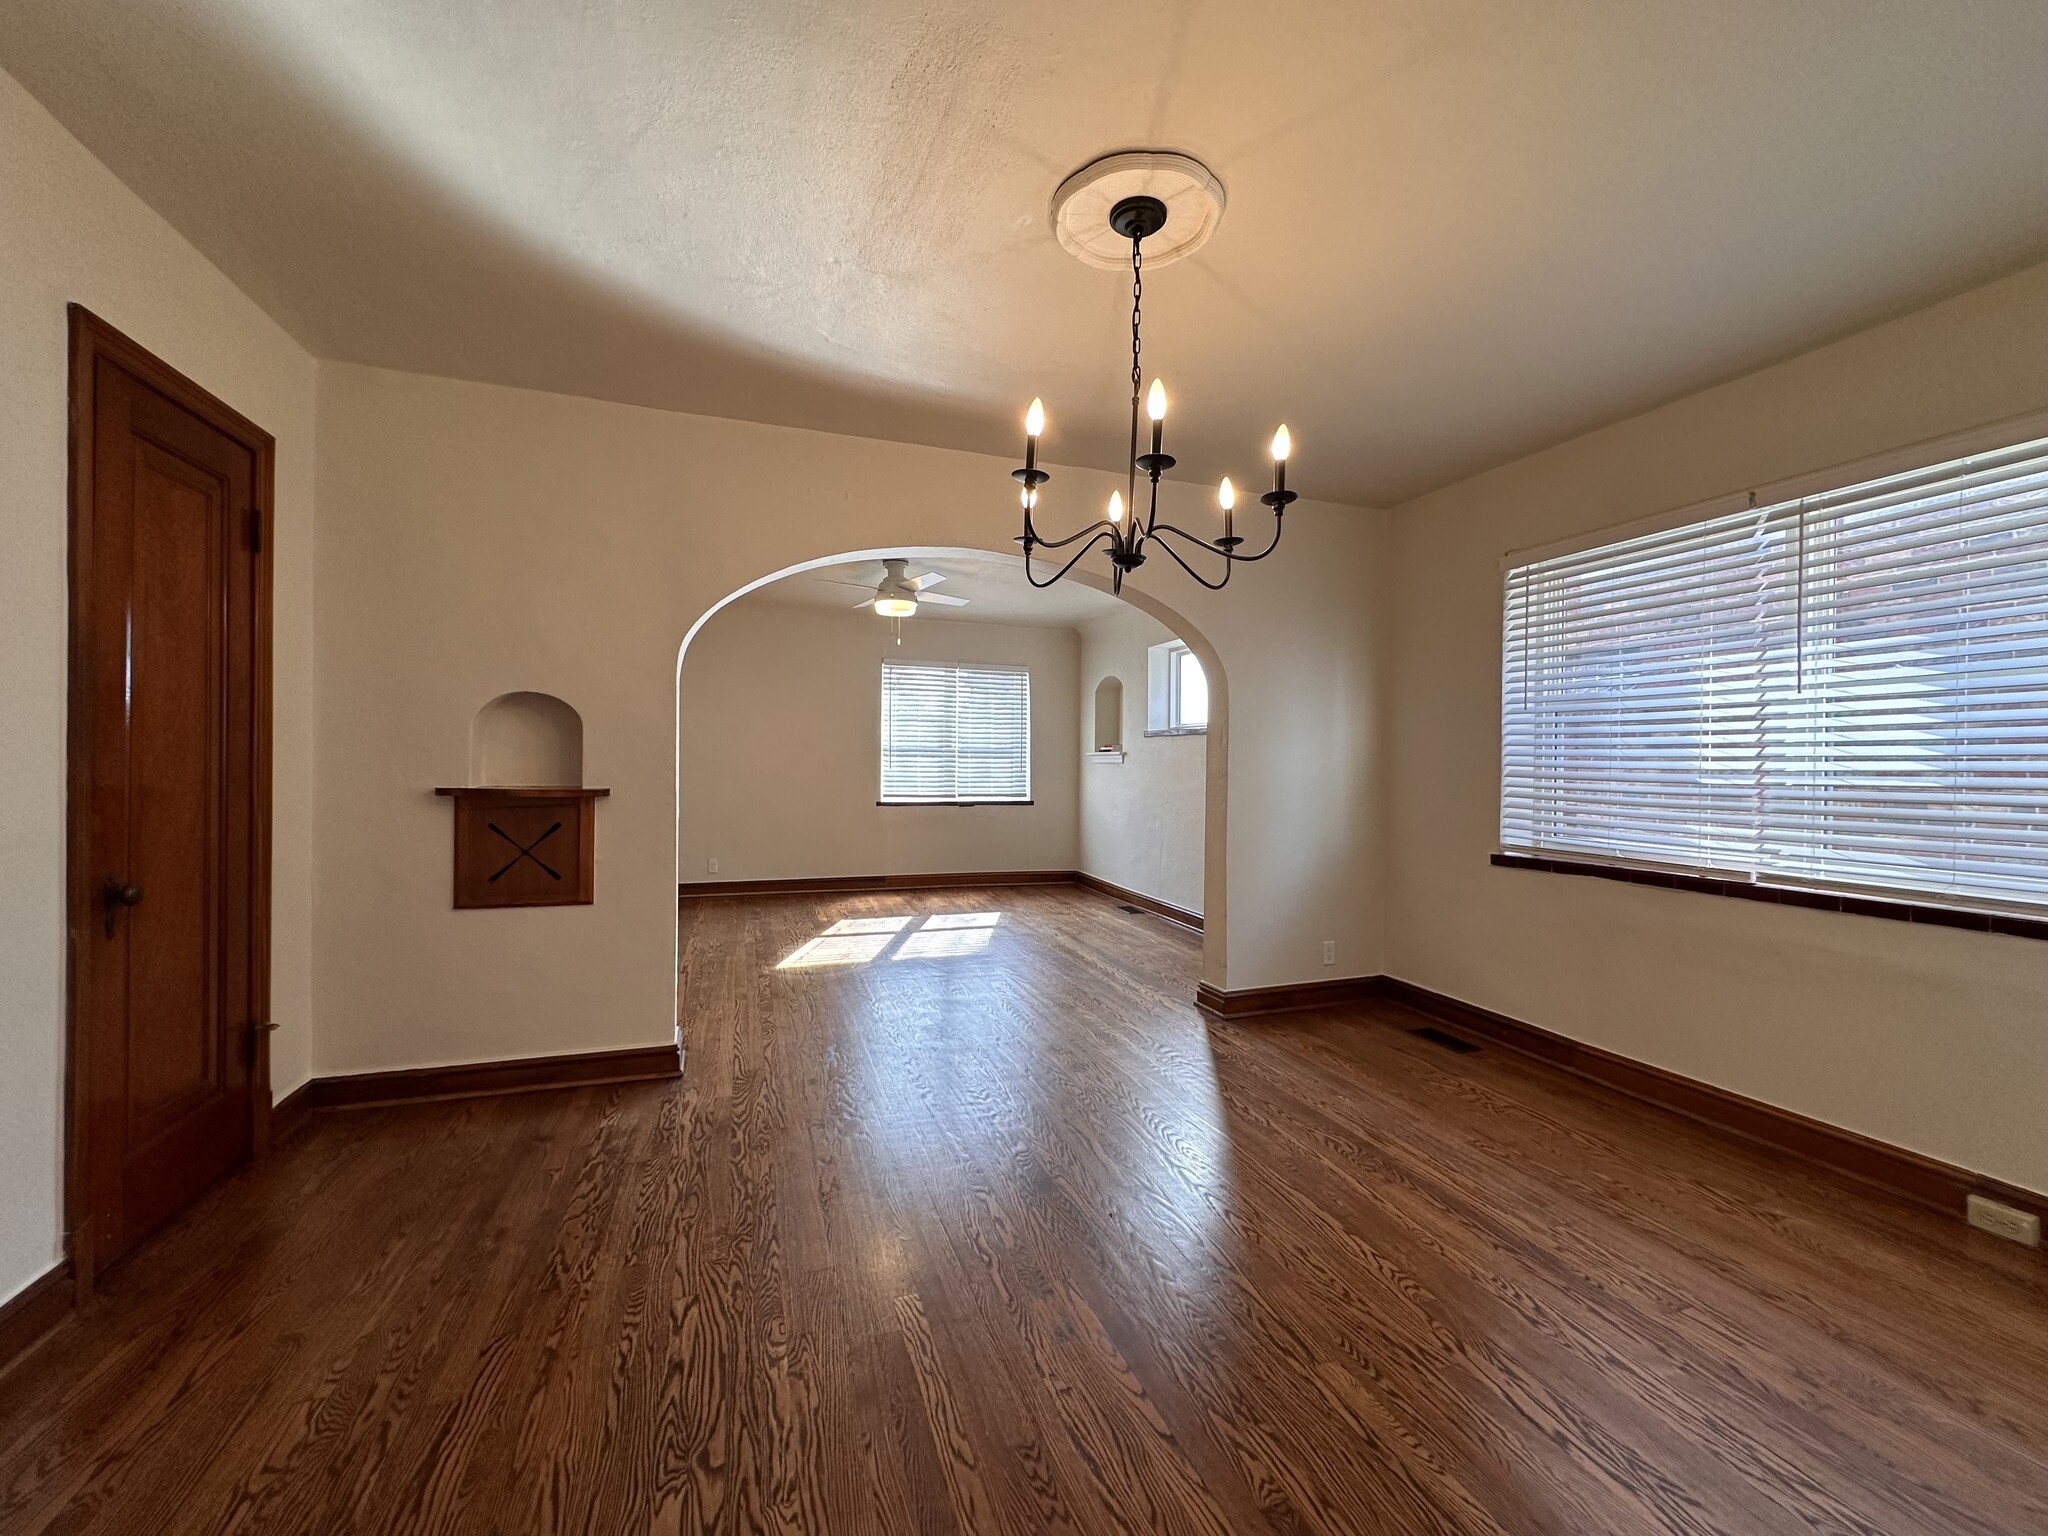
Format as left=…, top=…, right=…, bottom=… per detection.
left=880, top=663, right=1032, bottom=803
left=1502, top=433, right=2048, bottom=910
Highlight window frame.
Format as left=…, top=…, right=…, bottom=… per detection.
left=1496, top=410, right=2048, bottom=922
left=877, top=660, right=1034, bottom=807
left=1146, top=640, right=1208, bottom=737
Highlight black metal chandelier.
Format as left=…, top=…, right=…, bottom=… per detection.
left=1011, top=193, right=1295, bottom=594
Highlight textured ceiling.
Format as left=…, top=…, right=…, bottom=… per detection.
left=6, top=1, right=2048, bottom=504
left=745, top=556, right=1127, bottom=630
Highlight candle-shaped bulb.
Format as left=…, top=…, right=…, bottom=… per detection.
left=1218, top=476, right=1236, bottom=511
left=1020, top=485, right=1036, bottom=510
left=1023, top=397, right=1045, bottom=472
left=1147, top=379, right=1167, bottom=422
left=1271, top=424, right=1291, bottom=462
left=1108, top=490, right=1125, bottom=525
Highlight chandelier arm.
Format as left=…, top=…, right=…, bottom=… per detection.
left=1024, top=527, right=1119, bottom=588
left=1143, top=526, right=1234, bottom=591
left=1148, top=512, right=1285, bottom=562
left=1025, top=516, right=1118, bottom=551
left=1229, top=510, right=1288, bottom=562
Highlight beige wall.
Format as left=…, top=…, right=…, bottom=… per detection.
left=679, top=601, right=1079, bottom=881
left=312, top=361, right=1386, bottom=1078
left=0, top=67, right=319, bottom=1305
left=1386, top=259, right=2048, bottom=1197
left=1077, top=607, right=1205, bottom=915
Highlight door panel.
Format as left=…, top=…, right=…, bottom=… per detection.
left=127, top=442, right=225, bottom=1133
left=74, top=322, right=268, bottom=1269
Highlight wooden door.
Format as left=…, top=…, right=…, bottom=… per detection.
left=68, top=309, right=273, bottom=1280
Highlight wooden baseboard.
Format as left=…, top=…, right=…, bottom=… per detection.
left=1075, top=872, right=1203, bottom=932
left=1374, top=976, right=2048, bottom=1233
left=0, top=1263, right=72, bottom=1378
left=1196, top=976, right=1382, bottom=1018
left=270, top=1080, right=316, bottom=1145
left=680, top=870, right=1076, bottom=898
left=302, top=1045, right=682, bottom=1112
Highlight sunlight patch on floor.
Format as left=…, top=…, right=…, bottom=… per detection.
left=826, top=916, right=915, bottom=935
left=776, top=912, right=1003, bottom=969
left=894, top=925, right=995, bottom=960
left=778, top=932, right=897, bottom=968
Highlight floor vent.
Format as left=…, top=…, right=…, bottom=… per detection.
left=1118, top=904, right=1144, bottom=914
left=1413, top=1026, right=1480, bottom=1054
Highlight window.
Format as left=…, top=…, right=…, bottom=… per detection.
left=1146, top=641, right=1208, bottom=734
left=880, top=662, right=1031, bottom=803
left=1501, top=432, right=2048, bottom=911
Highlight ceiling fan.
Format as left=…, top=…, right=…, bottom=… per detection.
left=821, top=558, right=970, bottom=618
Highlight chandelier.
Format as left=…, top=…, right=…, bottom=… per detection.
left=1011, top=162, right=1295, bottom=595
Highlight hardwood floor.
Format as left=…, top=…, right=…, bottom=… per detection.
left=2, top=884, right=2044, bottom=1533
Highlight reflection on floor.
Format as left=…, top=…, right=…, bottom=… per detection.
left=1, top=884, right=2043, bottom=1534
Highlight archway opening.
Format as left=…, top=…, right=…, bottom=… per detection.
left=671, top=546, right=1228, bottom=1016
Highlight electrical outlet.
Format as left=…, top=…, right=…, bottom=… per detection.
left=1967, top=1193, right=2041, bottom=1247
left=1322, top=939, right=1336, bottom=966
left=707, top=857, right=719, bottom=874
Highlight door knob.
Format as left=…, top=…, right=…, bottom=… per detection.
left=102, top=877, right=143, bottom=937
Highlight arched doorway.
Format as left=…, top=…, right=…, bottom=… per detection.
left=672, top=546, right=1229, bottom=1018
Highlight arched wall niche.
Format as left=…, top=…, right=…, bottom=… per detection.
left=471, top=691, right=584, bottom=786
left=1093, top=676, right=1124, bottom=751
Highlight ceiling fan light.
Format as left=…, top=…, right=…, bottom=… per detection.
left=874, top=595, right=918, bottom=618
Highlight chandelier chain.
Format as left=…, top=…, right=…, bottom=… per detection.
left=1130, top=236, right=1144, bottom=404
left=1127, top=236, right=1144, bottom=512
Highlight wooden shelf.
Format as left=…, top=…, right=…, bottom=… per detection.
left=434, top=786, right=610, bottom=799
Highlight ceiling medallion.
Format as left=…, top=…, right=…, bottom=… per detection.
left=1015, top=150, right=1294, bottom=595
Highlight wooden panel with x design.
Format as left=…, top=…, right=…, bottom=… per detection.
left=436, top=786, right=609, bottom=909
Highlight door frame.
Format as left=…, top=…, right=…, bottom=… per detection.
left=64, top=305, right=276, bottom=1297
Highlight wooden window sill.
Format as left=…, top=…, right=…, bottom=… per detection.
left=1144, top=726, right=1207, bottom=738
left=877, top=800, right=1035, bottom=808
left=1491, top=851, right=2048, bottom=941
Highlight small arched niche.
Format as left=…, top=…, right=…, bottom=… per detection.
left=471, top=691, right=583, bottom=787
left=1092, top=676, right=1124, bottom=752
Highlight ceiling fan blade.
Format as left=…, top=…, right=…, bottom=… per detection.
left=919, top=593, right=971, bottom=606
left=852, top=597, right=880, bottom=609
left=909, top=572, right=948, bottom=591
left=815, top=577, right=879, bottom=590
